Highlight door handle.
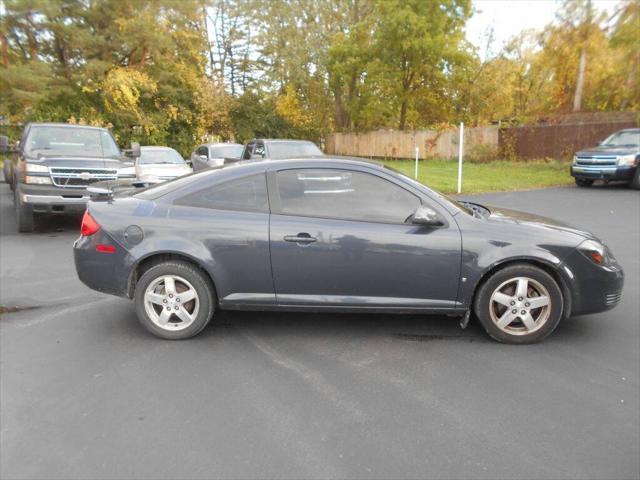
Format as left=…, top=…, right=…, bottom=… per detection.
left=284, top=233, right=317, bottom=244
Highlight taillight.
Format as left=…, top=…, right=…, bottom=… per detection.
left=80, top=210, right=101, bottom=236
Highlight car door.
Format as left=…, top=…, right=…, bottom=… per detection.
left=268, top=167, right=462, bottom=309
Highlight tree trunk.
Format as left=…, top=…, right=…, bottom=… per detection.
left=399, top=99, right=407, bottom=130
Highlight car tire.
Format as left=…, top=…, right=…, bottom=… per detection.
left=473, top=264, right=564, bottom=344
left=134, top=260, right=215, bottom=339
left=575, top=178, right=593, bottom=187
left=630, top=168, right=640, bottom=190
left=15, top=187, right=35, bottom=233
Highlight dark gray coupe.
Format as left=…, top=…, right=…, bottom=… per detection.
left=73, top=158, right=624, bottom=343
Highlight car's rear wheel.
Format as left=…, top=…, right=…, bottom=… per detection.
left=15, top=187, right=34, bottom=233
left=474, top=264, right=564, bottom=344
left=134, top=261, right=215, bottom=339
left=575, top=178, right=594, bottom=187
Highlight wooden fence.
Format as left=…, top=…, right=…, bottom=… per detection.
left=325, top=127, right=498, bottom=159
left=498, top=121, right=638, bottom=160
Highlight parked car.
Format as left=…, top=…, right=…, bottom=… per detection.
left=74, top=157, right=623, bottom=344
left=190, top=143, right=244, bottom=171
left=0, top=123, right=138, bottom=232
left=133, top=146, right=192, bottom=184
left=571, top=128, right=639, bottom=189
left=241, top=139, right=323, bottom=161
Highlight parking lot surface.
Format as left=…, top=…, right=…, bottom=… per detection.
left=1, top=180, right=638, bottom=479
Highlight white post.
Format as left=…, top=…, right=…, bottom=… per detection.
left=414, top=146, right=419, bottom=179
left=457, top=122, right=464, bottom=194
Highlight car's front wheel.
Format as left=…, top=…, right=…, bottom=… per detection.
left=575, top=178, right=594, bottom=187
left=15, top=187, right=34, bottom=233
left=134, top=261, right=215, bottom=339
left=630, top=167, right=640, bottom=190
left=474, top=264, right=564, bottom=344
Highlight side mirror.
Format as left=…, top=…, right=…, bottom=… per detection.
left=125, top=142, right=141, bottom=158
left=0, top=135, right=16, bottom=153
left=199, top=155, right=207, bottom=161
left=410, top=205, right=445, bottom=227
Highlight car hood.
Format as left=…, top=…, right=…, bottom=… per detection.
left=483, top=206, right=598, bottom=241
left=26, top=155, right=128, bottom=169
left=136, top=164, right=192, bottom=176
left=576, top=146, right=639, bottom=156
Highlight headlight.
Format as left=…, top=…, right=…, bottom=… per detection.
left=24, top=175, right=52, bottom=185
left=617, top=154, right=637, bottom=166
left=578, top=239, right=608, bottom=266
left=25, top=163, right=49, bottom=173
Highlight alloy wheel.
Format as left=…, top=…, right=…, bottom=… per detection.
left=144, top=275, right=200, bottom=331
left=488, top=276, right=552, bottom=335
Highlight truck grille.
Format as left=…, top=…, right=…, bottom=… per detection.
left=50, top=167, right=118, bottom=188
left=575, top=155, right=617, bottom=167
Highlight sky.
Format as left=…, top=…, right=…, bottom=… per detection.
left=465, top=0, right=621, bottom=59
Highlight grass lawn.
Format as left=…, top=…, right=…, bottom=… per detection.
left=382, top=159, right=573, bottom=195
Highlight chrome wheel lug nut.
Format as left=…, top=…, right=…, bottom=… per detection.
left=518, top=297, right=523, bottom=301
left=521, top=310, right=526, bottom=315
left=511, top=309, right=517, bottom=314
left=166, top=306, right=171, bottom=311
left=174, top=306, right=179, bottom=310
left=169, top=294, right=173, bottom=298
left=176, top=298, right=180, bottom=302
left=525, top=302, right=530, bottom=307
left=163, top=299, right=167, bottom=303
left=510, top=301, right=515, bottom=306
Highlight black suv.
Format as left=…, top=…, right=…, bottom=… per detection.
left=0, top=123, right=138, bottom=232
left=240, top=139, right=323, bottom=161
left=571, top=128, right=639, bottom=189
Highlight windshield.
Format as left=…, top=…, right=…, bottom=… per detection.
left=268, top=141, right=323, bottom=159
left=138, top=148, right=185, bottom=165
left=210, top=145, right=243, bottom=159
left=602, top=131, right=640, bottom=147
left=25, top=126, right=121, bottom=158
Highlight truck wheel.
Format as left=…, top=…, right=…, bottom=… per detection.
left=15, top=190, right=35, bottom=233
left=134, top=261, right=215, bottom=339
left=630, top=168, right=640, bottom=190
left=575, top=178, right=593, bottom=187
left=473, top=264, right=564, bottom=344
left=3, top=161, right=14, bottom=190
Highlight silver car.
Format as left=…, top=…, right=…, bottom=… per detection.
left=190, top=143, right=244, bottom=172
left=133, top=146, right=192, bottom=184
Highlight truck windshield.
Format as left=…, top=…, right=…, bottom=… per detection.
left=210, top=145, right=243, bottom=159
left=603, top=131, right=640, bottom=147
left=268, top=142, right=323, bottom=159
left=24, top=126, right=121, bottom=158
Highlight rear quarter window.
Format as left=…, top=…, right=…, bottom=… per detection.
left=173, top=174, right=269, bottom=213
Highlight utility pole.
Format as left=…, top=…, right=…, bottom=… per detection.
left=573, top=0, right=592, bottom=112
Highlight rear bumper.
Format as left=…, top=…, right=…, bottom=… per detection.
left=570, top=164, right=636, bottom=181
left=74, top=232, right=133, bottom=297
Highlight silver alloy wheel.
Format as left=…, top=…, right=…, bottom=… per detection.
left=144, top=275, right=200, bottom=331
left=488, top=276, right=552, bottom=336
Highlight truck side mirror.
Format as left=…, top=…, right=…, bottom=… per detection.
left=0, top=135, right=15, bottom=153
left=125, top=142, right=141, bottom=158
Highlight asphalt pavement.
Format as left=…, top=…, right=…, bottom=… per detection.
left=1, top=179, right=638, bottom=479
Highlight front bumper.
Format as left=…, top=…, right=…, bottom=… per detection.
left=19, top=183, right=90, bottom=213
left=561, top=249, right=624, bottom=316
left=570, top=164, right=636, bottom=181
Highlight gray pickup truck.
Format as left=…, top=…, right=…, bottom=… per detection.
left=1, top=122, right=138, bottom=232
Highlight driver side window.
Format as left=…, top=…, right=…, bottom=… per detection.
left=276, top=169, right=420, bottom=224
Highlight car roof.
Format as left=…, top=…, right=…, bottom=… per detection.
left=220, top=156, right=384, bottom=172
left=27, top=122, right=108, bottom=131
left=141, top=146, right=178, bottom=151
